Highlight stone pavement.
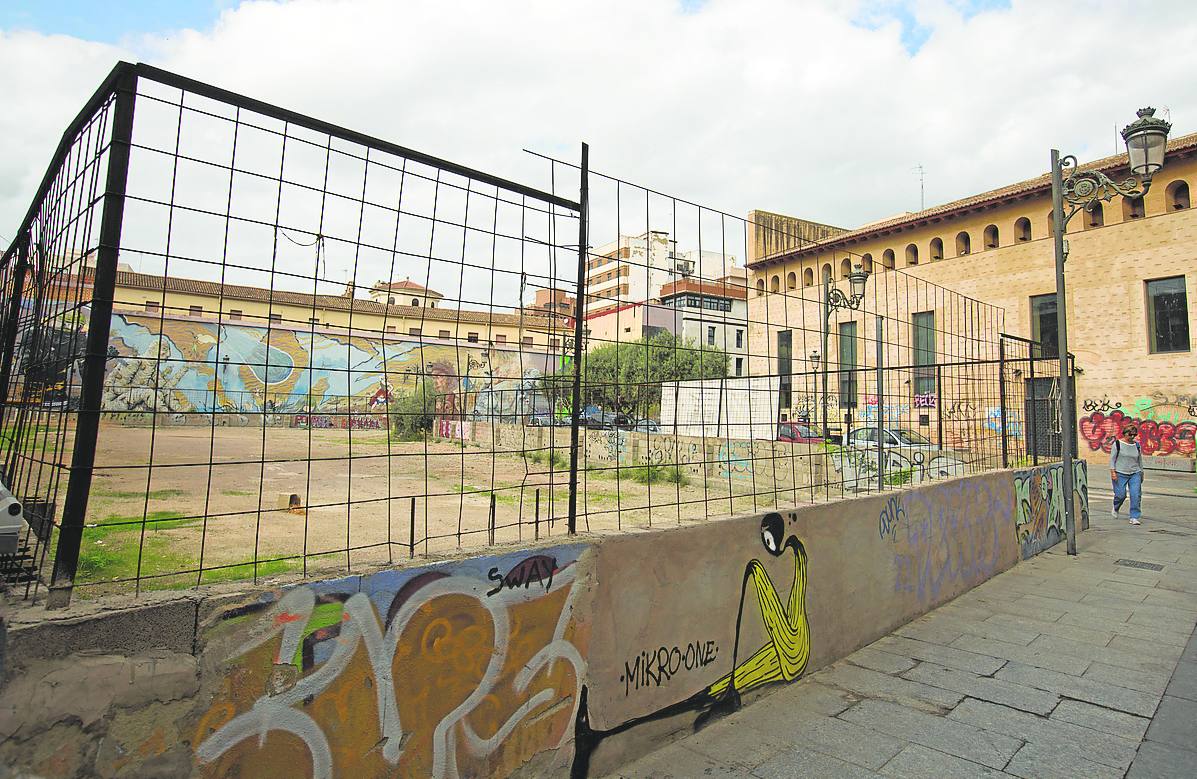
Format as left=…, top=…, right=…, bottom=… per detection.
left=603, top=471, right=1197, bottom=779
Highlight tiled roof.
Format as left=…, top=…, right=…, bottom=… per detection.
left=750, top=130, right=1197, bottom=268
left=95, top=268, right=559, bottom=329
left=373, top=278, right=444, bottom=297
left=659, top=278, right=749, bottom=300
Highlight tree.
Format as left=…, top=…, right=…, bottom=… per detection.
left=542, top=331, right=728, bottom=419
left=389, top=378, right=437, bottom=440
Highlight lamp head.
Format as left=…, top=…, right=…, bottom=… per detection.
left=809, top=349, right=820, bottom=368
left=848, top=263, right=870, bottom=299
left=1122, top=107, right=1171, bottom=177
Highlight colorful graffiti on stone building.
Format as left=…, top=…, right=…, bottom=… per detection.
left=1013, top=461, right=1089, bottom=559
left=194, top=544, right=590, bottom=779
left=1079, top=405, right=1196, bottom=457
left=103, top=313, right=555, bottom=418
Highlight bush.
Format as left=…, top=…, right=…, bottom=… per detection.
left=625, top=464, right=689, bottom=486
left=524, top=449, right=568, bottom=470
left=390, top=379, right=436, bottom=441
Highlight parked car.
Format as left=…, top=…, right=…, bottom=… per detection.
left=578, top=406, right=618, bottom=429
left=777, top=421, right=822, bottom=444
left=526, top=413, right=555, bottom=427
left=631, top=418, right=661, bottom=434
left=844, top=426, right=966, bottom=477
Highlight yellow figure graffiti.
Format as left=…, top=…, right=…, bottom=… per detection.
left=706, top=513, right=810, bottom=699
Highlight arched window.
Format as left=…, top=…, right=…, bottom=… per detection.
left=984, top=224, right=999, bottom=249
left=388, top=296, right=396, bottom=304
left=803, top=267, right=814, bottom=286
left=1123, top=196, right=1144, bottom=220
left=786, top=271, right=797, bottom=290
left=929, top=238, right=943, bottom=261
left=821, top=263, right=832, bottom=283
left=840, top=258, right=852, bottom=278
left=1015, top=217, right=1031, bottom=242
left=955, top=231, right=971, bottom=256
left=905, top=243, right=918, bottom=266
left=861, top=253, right=873, bottom=273
left=770, top=275, right=780, bottom=292
left=882, top=249, right=895, bottom=269
left=412, top=298, right=421, bottom=307
left=1047, top=211, right=1054, bottom=237
left=1167, top=180, right=1191, bottom=210
left=756, top=279, right=765, bottom=296
left=1086, top=202, right=1104, bottom=228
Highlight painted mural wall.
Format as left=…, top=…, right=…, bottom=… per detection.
left=1079, top=393, right=1197, bottom=460
left=194, top=544, right=591, bottom=779
left=103, top=313, right=556, bottom=419
left=1014, top=461, right=1090, bottom=560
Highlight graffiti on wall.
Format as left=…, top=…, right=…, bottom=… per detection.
left=883, top=478, right=1007, bottom=606
left=103, top=313, right=556, bottom=419
left=1079, top=408, right=1196, bottom=457
left=194, top=544, right=589, bottom=779
left=571, top=512, right=810, bottom=778
left=1013, top=461, right=1089, bottom=559
left=832, top=446, right=967, bottom=490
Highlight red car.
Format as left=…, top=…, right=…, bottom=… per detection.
left=777, top=422, right=823, bottom=444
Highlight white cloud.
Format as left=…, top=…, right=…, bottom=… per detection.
left=3, top=0, right=1197, bottom=280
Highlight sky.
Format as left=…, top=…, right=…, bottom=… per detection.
left=3, top=0, right=1197, bottom=275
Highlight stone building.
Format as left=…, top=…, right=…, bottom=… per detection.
left=746, top=132, right=1197, bottom=469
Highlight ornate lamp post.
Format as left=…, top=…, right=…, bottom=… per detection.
left=1050, top=107, right=1170, bottom=556
left=807, top=349, right=820, bottom=427
left=821, top=263, right=870, bottom=440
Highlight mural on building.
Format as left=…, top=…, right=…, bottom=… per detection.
left=1013, top=461, right=1090, bottom=559
left=571, top=513, right=810, bottom=777
left=194, top=544, right=590, bottom=779
left=103, top=313, right=555, bottom=419
left=1079, top=394, right=1197, bottom=457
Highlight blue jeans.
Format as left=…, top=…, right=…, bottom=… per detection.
left=1113, top=471, right=1142, bottom=520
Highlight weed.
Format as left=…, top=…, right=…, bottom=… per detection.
left=92, top=488, right=187, bottom=500
left=884, top=468, right=913, bottom=486
left=624, top=465, right=689, bottom=486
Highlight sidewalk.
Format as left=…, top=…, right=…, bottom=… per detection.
left=604, top=473, right=1197, bottom=779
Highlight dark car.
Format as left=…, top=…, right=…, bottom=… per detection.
left=777, top=421, right=822, bottom=444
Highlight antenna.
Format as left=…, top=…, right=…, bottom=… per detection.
left=911, top=164, right=926, bottom=212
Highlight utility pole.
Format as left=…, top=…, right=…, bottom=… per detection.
left=912, top=164, right=926, bottom=212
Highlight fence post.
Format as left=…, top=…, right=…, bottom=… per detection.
left=47, top=68, right=137, bottom=609
left=875, top=316, right=884, bottom=492
left=409, top=497, right=415, bottom=559
left=0, top=239, right=30, bottom=433
left=1028, top=350, right=1038, bottom=466
left=566, top=143, right=588, bottom=536
left=935, top=364, right=944, bottom=452
left=534, top=488, right=540, bottom=541
left=998, top=338, right=1009, bottom=468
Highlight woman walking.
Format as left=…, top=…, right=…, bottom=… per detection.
left=1111, top=425, right=1145, bottom=525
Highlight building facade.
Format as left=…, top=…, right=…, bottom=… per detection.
left=746, top=132, right=1197, bottom=468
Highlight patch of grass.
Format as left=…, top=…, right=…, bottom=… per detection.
left=78, top=510, right=198, bottom=583
left=222, top=489, right=258, bottom=497
left=524, top=449, right=568, bottom=470
left=623, top=465, right=690, bottom=486
left=197, top=557, right=300, bottom=585
left=92, top=487, right=187, bottom=500
left=454, top=484, right=520, bottom=506
left=884, top=468, right=914, bottom=486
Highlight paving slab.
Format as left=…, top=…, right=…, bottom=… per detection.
left=606, top=744, right=749, bottom=779
left=812, top=663, right=964, bottom=714
left=751, top=745, right=883, bottom=779
left=949, top=633, right=1092, bottom=676
left=753, top=679, right=860, bottom=717
left=878, top=744, right=1011, bottom=779
left=982, top=611, right=1111, bottom=647
left=846, top=646, right=918, bottom=675
left=1048, top=698, right=1150, bottom=740
left=872, top=635, right=1007, bottom=675
left=1165, top=660, right=1197, bottom=702
left=900, top=662, right=1060, bottom=714
left=892, top=618, right=965, bottom=646
left=1003, top=739, right=1124, bottom=779
left=1142, top=694, right=1197, bottom=751
left=838, top=699, right=1022, bottom=770
left=1109, top=634, right=1189, bottom=663
left=1083, top=661, right=1172, bottom=696
left=1026, top=633, right=1175, bottom=675
left=750, top=709, right=906, bottom=771
left=995, top=661, right=1160, bottom=716
left=1126, top=740, right=1197, bottom=779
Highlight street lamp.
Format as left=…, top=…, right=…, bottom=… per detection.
left=822, top=263, right=871, bottom=440
left=1050, top=107, right=1170, bottom=556
left=807, top=349, right=820, bottom=426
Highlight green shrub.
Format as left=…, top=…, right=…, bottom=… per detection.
left=389, top=379, right=436, bottom=441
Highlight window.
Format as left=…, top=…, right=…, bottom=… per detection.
left=1123, top=196, right=1144, bottom=220
left=707, top=326, right=716, bottom=345
left=1086, top=202, right=1104, bottom=228
left=189, top=305, right=203, bottom=317
left=409, top=327, right=422, bottom=336
left=840, top=258, right=851, bottom=278
left=984, top=224, right=999, bottom=249
left=1047, top=211, right=1055, bottom=237
left=770, top=275, right=780, bottom=293
left=269, top=313, right=282, bottom=323
left=912, top=311, right=935, bottom=395
left=904, top=243, right=918, bottom=266
left=929, top=238, right=943, bottom=261
left=624, top=327, right=631, bottom=333
left=439, top=329, right=451, bottom=338
left=861, top=253, right=873, bottom=272
left=882, top=249, right=895, bottom=269
left=1147, top=276, right=1190, bottom=353
left=786, top=271, right=796, bottom=290
left=549, top=338, right=559, bottom=347
left=735, top=329, right=743, bottom=348
left=803, top=268, right=814, bottom=286
left=821, top=263, right=832, bottom=283
left=412, top=298, right=421, bottom=306
left=777, top=330, right=792, bottom=410
left=467, top=332, right=479, bottom=343
left=755, top=279, right=765, bottom=296
left=309, top=317, right=320, bottom=326
left=228, top=309, right=242, bottom=320
left=1015, top=217, right=1032, bottom=242
left=495, top=334, right=507, bottom=344
left=955, top=231, right=971, bottom=256
left=145, top=300, right=159, bottom=312
left=1167, top=180, right=1190, bottom=210
left=521, top=336, right=533, bottom=346
left=735, top=357, right=743, bottom=376
left=386, top=325, right=397, bottom=333
left=1030, top=293, right=1058, bottom=358
left=388, top=296, right=396, bottom=304
left=838, top=321, right=857, bottom=408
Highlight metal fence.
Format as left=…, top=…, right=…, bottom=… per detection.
left=0, top=63, right=1073, bottom=605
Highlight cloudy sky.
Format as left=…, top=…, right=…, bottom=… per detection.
left=3, top=0, right=1197, bottom=271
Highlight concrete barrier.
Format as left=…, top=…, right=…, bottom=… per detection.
left=0, top=466, right=1084, bottom=778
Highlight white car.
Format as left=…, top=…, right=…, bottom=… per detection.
left=843, top=427, right=967, bottom=483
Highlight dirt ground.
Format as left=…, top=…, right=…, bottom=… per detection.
left=63, top=421, right=821, bottom=595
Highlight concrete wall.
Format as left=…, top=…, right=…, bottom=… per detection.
left=0, top=467, right=1083, bottom=778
